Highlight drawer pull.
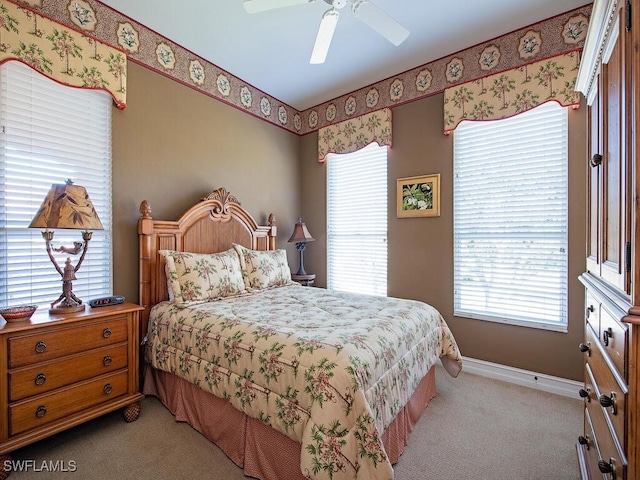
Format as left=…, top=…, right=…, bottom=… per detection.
left=578, top=388, right=591, bottom=401
left=602, top=327, right=612, bottom=346
left=34, top=340, right=47, bottom=353
left=578, top=342, right=590, bottom=355
left=599, top=392, right=617, bottom=415
left=35, top=405, right=47, bottom=418
left=586, top=305, right=594, bottom=317
left=597, top=458, right=614, bottom=475
left=103, top=355, right=112, bottom=367
left=34, top=373, right=46, bottom=386
left=590, top=153, right=602, bottom=168
left=577, top=435, right=590, bottom=450
left=103, top=383, right=113, bottom=395
left=102, top=327, right=112, bottom=338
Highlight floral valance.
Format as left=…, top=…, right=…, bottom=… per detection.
left=443, top=51, right=581, bottom=134
left=0, top=0, right=127, bottom=108
left=318, top=108, right=392, bottom=162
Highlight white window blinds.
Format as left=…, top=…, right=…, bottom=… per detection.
left=453, top=101, right=568, bottom=330
left=0, top=61, right=112, bottom=309
left=327, top=142, right=387, bottom=296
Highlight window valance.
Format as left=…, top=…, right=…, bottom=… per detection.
left=0, top=0, right=127, bottom=109
left=318, top=108, right=392, bottom=162
left=443, top=51, right=581, bottom=134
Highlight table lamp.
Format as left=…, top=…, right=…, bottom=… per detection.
left=29, top=180, right=103, bottom=313
left=288, top=217, right=315, bottom=275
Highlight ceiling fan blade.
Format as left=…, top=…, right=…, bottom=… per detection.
left=310, top=8, right=340, bottom=64
left=243, top=0, right=311, bottom=14
left=352, top=0, right=409, bottom=46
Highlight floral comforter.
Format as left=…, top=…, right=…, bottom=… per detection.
left=145, top=284, right=462, bottom=480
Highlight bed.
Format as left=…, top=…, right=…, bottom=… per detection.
left=138, top=187, right=462, bottom=480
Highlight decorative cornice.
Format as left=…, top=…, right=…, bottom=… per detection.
left=25, top=0, right=591, bottom=135
left=575, top=0, right=618, bottom=104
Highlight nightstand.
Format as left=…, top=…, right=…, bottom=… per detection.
left=291, top=274, right=315, bottom=286
left=0, top=302, right=143, bottom=465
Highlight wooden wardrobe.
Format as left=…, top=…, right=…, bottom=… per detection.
left=574, top=0, right=639, bottom=478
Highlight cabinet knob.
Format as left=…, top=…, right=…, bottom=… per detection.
left=102, top=327, right=111, bottom=338
left=602, top=327, right=612, bottom=347
left=599, top=392, right=617, bottom=414
left=103, top=383, right=113, bottom=395
left=578, top=388, right=591, bottom=401
left=578, top=342, right=590, bottom=354
left=597, top=458, right=613, bottom=474
left=578, top=435, right=590, bottom=449
left=103, top=355, right=112, bottom=367
left=586, top=305, right=594, bottom=317
left=590, top=153, right=603, bottom=167
left=34, top=340, right=47, bottom=353
left=35, top=405, right=47, bottom=418
left=34, top=373, right=46, bottom=386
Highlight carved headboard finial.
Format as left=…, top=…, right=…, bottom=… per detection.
left=139, top=200, right=152, bottom=218
left=201, top=187, right=240, bottom=205
left=202, top=187, right=240, bottom=222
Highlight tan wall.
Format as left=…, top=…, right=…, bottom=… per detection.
left=300, top=93, right=587, bottom=381
left=111, top=62, right=301, bottom=305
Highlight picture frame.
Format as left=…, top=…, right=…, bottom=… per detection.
left=397, top=174, right=440, bottom=218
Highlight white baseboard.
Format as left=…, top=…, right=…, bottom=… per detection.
left=460, top=356, right=582, bottom=399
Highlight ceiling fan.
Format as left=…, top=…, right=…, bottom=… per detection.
left=243, top=0, right=410, bottom=64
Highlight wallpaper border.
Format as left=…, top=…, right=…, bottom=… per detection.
left=21, top=0, right=591, bottom=136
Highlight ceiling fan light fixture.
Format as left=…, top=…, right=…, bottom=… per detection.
left=352, top=0, right=409, bottom=46
left=310, top=8, right=339, bottom=64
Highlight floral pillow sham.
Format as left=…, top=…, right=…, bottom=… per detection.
left=233, top=244, right=293, bottom=290
left=160, top=249, right=246, bottom=306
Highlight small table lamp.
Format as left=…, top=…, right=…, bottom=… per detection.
left=29, top=180, right=104, bottom=314
left=288, top=217, right=315, bottom=276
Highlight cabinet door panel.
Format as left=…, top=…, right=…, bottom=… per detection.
left=600, top=11, right=630, bottom=294
left=586, top=84, right=601, bottom=276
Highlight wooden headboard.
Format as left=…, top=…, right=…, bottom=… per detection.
left=137, top=187, right=276, bottom=336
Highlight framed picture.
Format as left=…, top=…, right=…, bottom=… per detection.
left=397, top=174, right=440, bottom=218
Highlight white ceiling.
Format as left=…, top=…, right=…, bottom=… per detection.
left=98, top=0, right=591, bottom=111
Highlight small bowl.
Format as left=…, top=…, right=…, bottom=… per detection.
left=0, top=305, right=38, bottom=322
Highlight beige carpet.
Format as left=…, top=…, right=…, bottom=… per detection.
left=6, top=366, right=582, bottom=480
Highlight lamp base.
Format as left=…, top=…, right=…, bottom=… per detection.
left=50, top=303, right=85, bottom=315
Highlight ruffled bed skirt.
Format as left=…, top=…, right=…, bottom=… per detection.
left=143, top=365, right=437, bottom=479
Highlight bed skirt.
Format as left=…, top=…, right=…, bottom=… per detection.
left=143, top=364, right=437, bottom=479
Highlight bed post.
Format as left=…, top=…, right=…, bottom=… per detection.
left=138, top=200, right=153, bottom=338
left=268, top=213, right=277, bottom=251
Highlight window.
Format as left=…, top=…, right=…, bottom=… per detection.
left=327, top=143, right=387, bottom=296
left=453, top=102, right=568, bottom=331
left=0, top=61, right=112, bottom=309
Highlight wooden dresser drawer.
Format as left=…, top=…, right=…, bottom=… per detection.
left=8, top=344, right=128, bottom=401
left=7, top=316, right=128, bottom=368
left=599, top=306, right=628, bottom=379
left=586, top=380, right=627, bottom=479
left=9, top=370, right=128, bottom=436
left=585, top=326, right=627, bottom=451
left=585, top=292, right=600, bottom=336
left=580, top=408, right=601, bottom=479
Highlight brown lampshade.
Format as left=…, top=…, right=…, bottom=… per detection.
left=288, top=218, right=315, bottom=244
left=29, top=180, right=103, bottom=230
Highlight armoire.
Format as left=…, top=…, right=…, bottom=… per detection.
left=574, top=0, right=639, bottom=479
